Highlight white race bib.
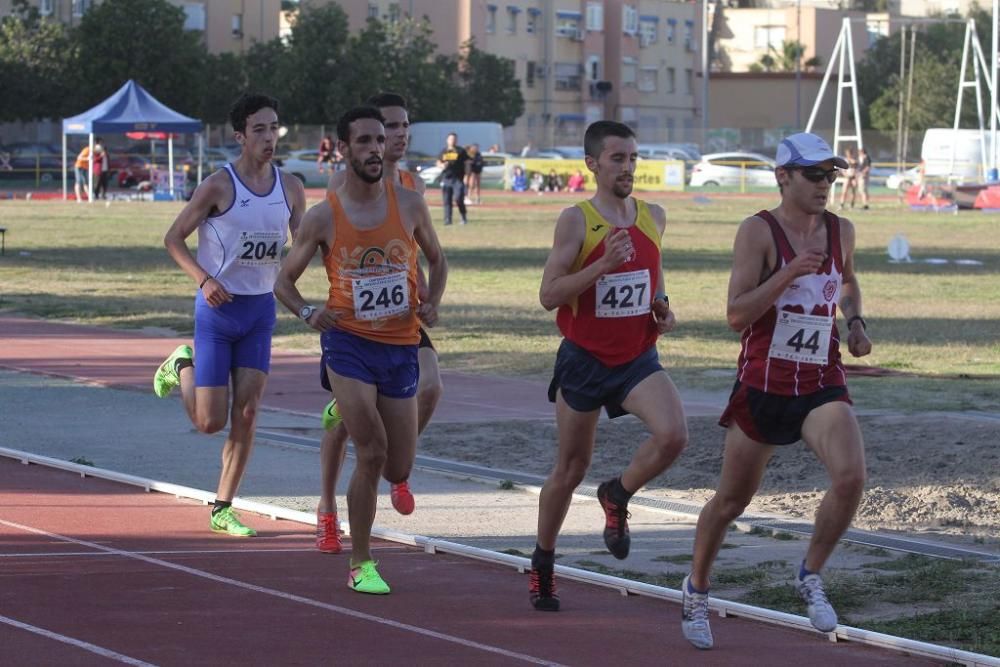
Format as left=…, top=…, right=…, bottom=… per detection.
left=352, top=271, right=409, bottom=320
left=236, top=230, right=283, bottom=267
left=595, top=269, right=651, bottom=318
left=769, top=311, right=833, bottom=365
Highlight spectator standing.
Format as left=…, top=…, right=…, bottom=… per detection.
left=466, top=143, right=484, bottom=205
left=838, top=147, right=858, bottom=209
left=857, top=147, right=871, bottom=210
left=317, top=135, right=334, bottom=174
left=437, top=132, right=470, bottom=225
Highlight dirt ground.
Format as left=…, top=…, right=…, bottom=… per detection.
left=419, top=413, right=1000, bottom=548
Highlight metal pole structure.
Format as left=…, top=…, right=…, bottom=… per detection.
left=701, top=0, right=710, bottom=150
left=992, top=0, right=998, bottom=179
left=795, top=0, right=801, bottom=129
left=951, top=20, right=974, bottom=178
left=168, top=134, right=175, bottom=199
left=87, top=133, right=94, bottom=205
left=805, top=25, right=844, bottom=132
left=846, top=19, right=863, bottom=150
left=896, top=25, right=907, bottom=176
left=62, top=132, right=67, bottom=201
left=902, top=29, right=916, bottom=169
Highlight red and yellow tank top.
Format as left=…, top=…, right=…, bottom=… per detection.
left=323, top=183, right=420, bottom=345
left=556, top=199, right=662, bottom=366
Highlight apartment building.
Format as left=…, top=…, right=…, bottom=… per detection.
left=0, top=0, right=282, bottom=54
left=322, top=0, right=700, bottom=150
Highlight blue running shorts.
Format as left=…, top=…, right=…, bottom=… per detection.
left=320, top=328, right=418, bottom=399
left=193, top=292, right=276, bottom=387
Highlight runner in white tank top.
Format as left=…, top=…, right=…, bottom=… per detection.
left=154, top=94, right=306, bottom=539
left=197, top=162, right=290, bottom=295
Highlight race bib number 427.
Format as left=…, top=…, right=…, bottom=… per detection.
left=595, top=269, right=651, bottom=318
left=352, top=271, right=409, bottom=321
left=768, top=311, right=833, bottom=365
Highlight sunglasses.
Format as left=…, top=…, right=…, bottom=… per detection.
left=787, top=166, right=839, bottom=184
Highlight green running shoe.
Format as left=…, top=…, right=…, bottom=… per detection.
left=321, top=398, right=342, bottom=431
left=347, top=560, right=390, bottom=595
left=210, top=506, right=257, bottom=537
left=153, top=344, right=192, bottom=398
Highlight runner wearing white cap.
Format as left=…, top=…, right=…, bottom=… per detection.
left=680, top=132, right=871, bottom=649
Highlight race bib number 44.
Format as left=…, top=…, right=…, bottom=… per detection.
left=595, top=269, right=651, bottom=318
left=352, top=271, right=409, bottom=321
left=237, top=230, right=282, bottom=266
left=769, top=311, right=833, bottom=365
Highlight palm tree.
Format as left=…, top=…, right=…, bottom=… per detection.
left=749, top=40, right=822, bottom=73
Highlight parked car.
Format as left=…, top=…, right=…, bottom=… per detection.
left=276, top=149, right=339, bottom=186
left=0, top=142, right=62, bottom=182
left=688, top=151, right=776, bottom=188
left=201, top=146, right=240, bottom=172
left=638, top=143, right=701, bottom=162
left=417, top=153, right=512, bottom=187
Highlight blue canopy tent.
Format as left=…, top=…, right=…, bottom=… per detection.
left=62, top=79, right=203, bottom=201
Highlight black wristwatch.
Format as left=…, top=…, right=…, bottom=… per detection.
left=298, top=304, right=317, bottom=321
left=846, top=315, right=866, bottom=330
left=655, top=294, right=670, bottom=309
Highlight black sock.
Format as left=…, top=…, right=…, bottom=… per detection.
left=174, top=357, right=193, bottom=376
left=211, top=500, right=231, bottom=515
left=609, top=476, right=633, bottom=506
left=532, top=544, right=555, bottom=570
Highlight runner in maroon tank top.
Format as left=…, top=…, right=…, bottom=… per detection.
left=680, top=133, right=873, bottom=649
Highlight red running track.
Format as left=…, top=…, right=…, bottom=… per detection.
left=0, top=459, right=940, bottom=666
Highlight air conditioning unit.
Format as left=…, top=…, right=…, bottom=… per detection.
left=640, top=33, right=652, bottom=48
left=685, top=39, right=696, bottom=52
left=573, top=28, right=585, bottom=41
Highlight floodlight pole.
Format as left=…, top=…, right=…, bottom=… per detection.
left=993, top=0, right=999, bottom=178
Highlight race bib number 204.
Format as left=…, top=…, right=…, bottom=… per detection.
left=237, top=230, right=282, bottom=267
left=352, top=271, right=409, bottom=321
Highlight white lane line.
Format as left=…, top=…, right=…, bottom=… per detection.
left=0, top=548, right=318, bottom=558
left=0, top=614, right=157, bottom=666
left=0, top=518, right=564, bottom=667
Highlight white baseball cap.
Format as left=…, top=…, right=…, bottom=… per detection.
left=775, top=132, right=848, bottom=169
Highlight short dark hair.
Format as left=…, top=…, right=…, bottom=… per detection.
left=365, top=92, right=408, bottom=110
left=584, top=121, right=636, bottom=159
left=229, top=93, right=279, bottom=133
left=337, top=106, right=386, bottom=142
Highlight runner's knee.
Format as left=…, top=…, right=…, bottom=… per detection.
left=552, top=456, right=590, bottom=488
left=715, top=492, right=752, bottom=523
left=417, top=380, right=442, bottom=407
left=830, top=469, right=866, bottom=500
left=354, top=441, right=388, bottom=473
left=649, top=423, right=688, bottom=462
left=194, top=413, right=227, bottom=434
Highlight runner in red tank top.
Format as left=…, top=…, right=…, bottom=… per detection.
left=319, top=94, right=440, bottom=553
left=680, top=133, right=873, bottom=650
left=275, top=106, right=447, bottom=595
left=529, top=121, right=689, bottom=612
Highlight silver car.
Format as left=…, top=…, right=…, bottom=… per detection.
left=689, top=151, right=776, bottom=188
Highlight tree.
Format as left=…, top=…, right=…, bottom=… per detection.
left=748, top=40, right=821, bottom=73
left=0, top=0, right=76, bottom=121
left=438, top=40, right=524, bottom=127
left=277, top=2, right=351, bottom=124
left=73, top=0, right=207, bottom=116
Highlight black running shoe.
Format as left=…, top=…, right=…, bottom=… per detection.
left=597, top=481, right=631, bottom=559
left=529, top=567, right=560, bottom=611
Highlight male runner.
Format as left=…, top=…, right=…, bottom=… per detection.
left=530, top=120, right=688, bottom=611
left=274, top=106, right=447, bottom=594
left=154, top=93, right=306, bottom=536
left=680, top=132, right=872, bottom=649
left=316, top=92, right=443, bottom=554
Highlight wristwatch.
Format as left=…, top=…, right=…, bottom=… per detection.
left=655, top=294, right=670, bottom=309
left=298, top=304, right=317, bottom=321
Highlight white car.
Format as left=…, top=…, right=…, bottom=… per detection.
left=417, top=153, right=511, bottom=187
left=689, top=151, right=776, bottom=188
left=277, top=149, right=339, bottom=186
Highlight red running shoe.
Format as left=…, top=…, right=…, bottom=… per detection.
left=316, top=511, right=341, bottom=553
left=597, top=480, right=631, bottom=559
left=529, top=566, right=560, bottom=611
left=390, top=481, right=415, bottom=515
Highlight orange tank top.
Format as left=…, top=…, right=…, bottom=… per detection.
left=323, top=183, right=420, bottom=345
left=74, top=147, right=91, bottom=169
left=399, top=169, right=417, bottom=190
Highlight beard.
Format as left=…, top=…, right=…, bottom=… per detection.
left=612, top=180, right=633, bottom=198
left=351, top=156, right=383, bottom=184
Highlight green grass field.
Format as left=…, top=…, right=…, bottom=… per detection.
left=1, top=192, right=998, bottom=411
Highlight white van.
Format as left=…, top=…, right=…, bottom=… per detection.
left=407, top=122, right=505, bottom=158
left=921, top=128, right=988, bottom=183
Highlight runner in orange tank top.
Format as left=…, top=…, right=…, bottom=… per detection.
left=529, top=121, right=688, bottom=612
left=275, top=106, right=447, bottom=595
left=318, top=94, right=442, bottom=555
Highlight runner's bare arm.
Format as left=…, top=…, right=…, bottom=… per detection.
left=410, top=196, right=447, bottom=327
left=539, top=207, right=632, bottom=311
left=163, top=171, right=233, bottom=304
left=282, top=172, right=307, bottom=241
left=274, top=201, right=337, bottom=331
left=837, top=218, right=871, bottom=357
left=327, top=169, right=346, bottom=193
left=726, top=216, right=825, bottom=331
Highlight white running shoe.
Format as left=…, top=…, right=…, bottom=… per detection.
left=681, top=574, right=714, bottom=649
left=796, top=572, right=838, bottom=632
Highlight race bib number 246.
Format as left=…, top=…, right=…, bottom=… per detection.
left=352, top=272, right=409, bottom=321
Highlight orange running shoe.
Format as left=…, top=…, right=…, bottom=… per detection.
left=316, top=511, right=342, bottom=554
left=390, top=481, right=415, bottom=515
left=529, top=566, right=560, bottom=611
